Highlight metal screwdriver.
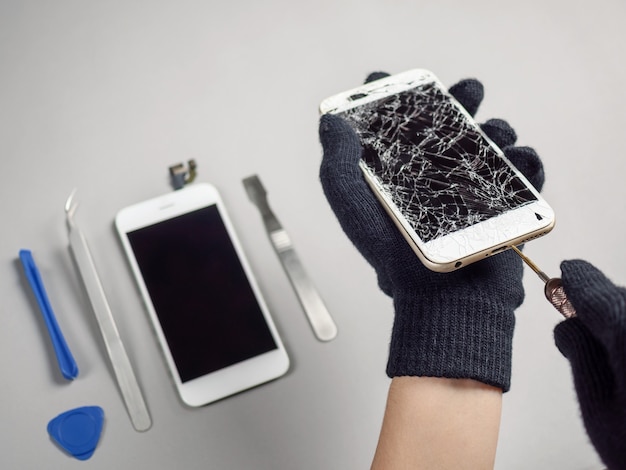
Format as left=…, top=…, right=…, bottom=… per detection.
left=511, top=246, right=577, bottom=319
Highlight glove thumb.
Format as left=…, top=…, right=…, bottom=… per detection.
left=554, top=318, right=615, bottom=410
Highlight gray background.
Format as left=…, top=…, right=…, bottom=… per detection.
left=1, top=1, right=623, bottom=468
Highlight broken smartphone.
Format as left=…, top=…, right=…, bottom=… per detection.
left=319, top=69, right=555, bottom=272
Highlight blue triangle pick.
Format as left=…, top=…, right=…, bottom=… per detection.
left=47, top=406, right=104, bottom=460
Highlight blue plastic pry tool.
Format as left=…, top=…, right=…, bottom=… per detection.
left=47, top=406, right=104, bottom=460
left=19, top=249, right=79, bottom=380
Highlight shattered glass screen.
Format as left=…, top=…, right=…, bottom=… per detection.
left=338, top=82, right=537, bottom=243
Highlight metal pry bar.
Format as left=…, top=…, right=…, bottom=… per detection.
left=511, top=246, right=577, bottom=319
left=65, top=190, right=152, bottom=432
left=243, top=175, right=338, bottom=342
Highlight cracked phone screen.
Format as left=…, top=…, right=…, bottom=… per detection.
left=337, top=82, right=537, bottom=243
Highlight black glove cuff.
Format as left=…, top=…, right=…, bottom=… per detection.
left=386, top=292, right=516, bottom=391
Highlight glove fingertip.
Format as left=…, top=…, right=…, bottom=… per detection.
left=560, top=259, right=623, bottom=316
left=482, top=118, right=517, bottom=148
left=504, top=146, right=545, bottom=192
left=365, top=71, right=389, bottom=84
left=449, top=78, right=484, bottom=117
left=319, top=114, right=360, bottom=158
left=319, top=113, right=352, bottom=138
left=560, top=259, right=603, bottom=284
left=560, top=259, right=626, bottom=348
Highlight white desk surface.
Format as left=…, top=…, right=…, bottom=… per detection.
left=2, top=1, right=623, bottom=468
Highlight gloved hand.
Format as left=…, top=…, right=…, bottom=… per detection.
left=319, top=73, right=545, bottom=391
left=554, top=260, right=626, bottom=470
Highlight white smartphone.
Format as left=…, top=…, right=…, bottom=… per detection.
left=116, top=183, right=289, bottom=407
left=319, top=69, right=555, bottom=272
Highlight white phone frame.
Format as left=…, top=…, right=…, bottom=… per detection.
left=320, top=69, right=555, bottom=272
left=116, top=183, right=289, bottom=407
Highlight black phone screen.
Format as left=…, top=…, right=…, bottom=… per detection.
left=338, top=82, right=538, bottom=243
left=126, top=205, right=277, bottom=383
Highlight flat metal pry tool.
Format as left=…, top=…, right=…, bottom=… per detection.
left=511, top=246, right=576, bottom=319
left=65, top=190, right=152, bottom=432
left=243, top=175, right=338, bottom=342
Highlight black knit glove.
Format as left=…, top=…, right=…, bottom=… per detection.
left=319, top=74, right=545, bottom=391
left=554, top=260, right=626, bottom=470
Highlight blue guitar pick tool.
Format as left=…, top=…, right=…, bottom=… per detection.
left=47, top=406, right=104, bottom=460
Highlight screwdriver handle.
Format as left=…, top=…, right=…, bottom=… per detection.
left=544, top=278, right=577, bottom=319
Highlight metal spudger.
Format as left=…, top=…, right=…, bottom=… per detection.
left=511, top=246, right=577, bottom=319
left=243, top=175, right=338, bottom=342
left=65, top=190, right=152, bottom=432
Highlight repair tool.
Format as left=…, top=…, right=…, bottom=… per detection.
left=47, top=406, right=104, bottom=460
left=511, top=246, right=576, bottom=318
left=18, top=249, right=79, bottom=380
left=243, top=175, right=337, bottom=342
left=65, top=190, right=152, bottom=431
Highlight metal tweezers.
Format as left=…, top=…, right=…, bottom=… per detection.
left=65, top=190, right=152, bottom=432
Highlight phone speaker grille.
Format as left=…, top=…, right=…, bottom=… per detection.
left=520, top=231, right=547, bottom=244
